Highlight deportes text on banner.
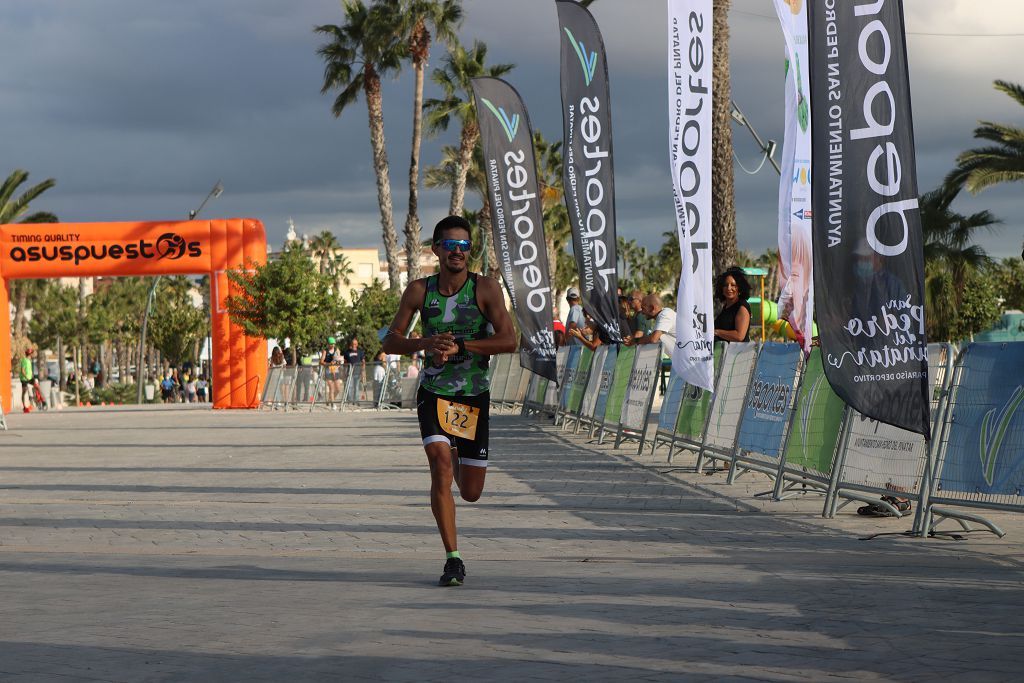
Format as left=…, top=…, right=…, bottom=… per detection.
left=556, top=0, right=623, bottom=344
left=807, top=0, right=930, bottom=438
left=772, top=0, right=814, bottom=354
left=470, top=77, right=558, bottom=382
left=667, top=0, right=714, bottom=391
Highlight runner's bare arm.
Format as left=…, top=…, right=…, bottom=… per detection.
left=465, top=275, right=517, bottom=356
left=382, top=279, right=455, bottom=356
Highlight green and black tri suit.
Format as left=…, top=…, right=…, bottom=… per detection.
left=417, top=272, right=492, bottom=464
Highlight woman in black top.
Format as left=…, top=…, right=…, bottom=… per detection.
left=714, top=267, right=752, bottom=342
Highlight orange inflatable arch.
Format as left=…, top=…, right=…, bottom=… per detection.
left=0, top=219, right=267, bottom=412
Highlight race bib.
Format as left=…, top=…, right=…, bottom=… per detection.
left=437, top=398, right=480, bottom=440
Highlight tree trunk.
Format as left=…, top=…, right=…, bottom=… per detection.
left=477, top=204, right=499, bottom=281
left=711, top=0, right=738, bottom=278
left=11, top=282, right=28, bottom=338
left=405, top=49, right=427, bottom=283
left=451, top=124, right=479, bottom=216
left=57, top=335, right=65, bottom=391
left=364, top=66, right=403, bottom=293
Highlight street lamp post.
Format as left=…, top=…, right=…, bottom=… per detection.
left=135, top=181, right=224, bottom=403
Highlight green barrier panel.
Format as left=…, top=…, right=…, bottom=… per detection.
left=602, top=345, right=636, bottom=427
left=675, top=344, right=722, bottom=437
left=534, top=376, right=548, bottom=404
left=784, top=347, right=845, bottom=474
left=567, top=347, right=594, bottom=413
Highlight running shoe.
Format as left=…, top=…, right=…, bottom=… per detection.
left=439, top=557, right=466, bottom=586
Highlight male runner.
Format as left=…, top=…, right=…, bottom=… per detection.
left=382, top=215, right=516, bottom=586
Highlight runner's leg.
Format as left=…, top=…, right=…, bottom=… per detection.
left=424, top=439, right=458, bottom=552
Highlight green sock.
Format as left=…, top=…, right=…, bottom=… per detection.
left=446, top=550, right=461, bottom=560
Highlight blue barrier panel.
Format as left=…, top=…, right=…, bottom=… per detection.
left=558, top=346, right=582, bottom=411
left=938, top=342, right=1024, bottom=495
left=737, top=343, right=802, bottom=459
left=658, top=372, right=685, bottom=432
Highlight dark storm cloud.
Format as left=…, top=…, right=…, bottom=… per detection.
left=1, top=0, right=1020, bottom=259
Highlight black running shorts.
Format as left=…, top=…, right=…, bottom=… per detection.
left=417, top=386, right=490, bottom=467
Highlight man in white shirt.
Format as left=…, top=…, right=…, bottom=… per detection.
left=631, top=294, right=676, bottom=351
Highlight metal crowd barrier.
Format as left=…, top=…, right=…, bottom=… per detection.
left=261, top=360, right=422, bottom=411
left=486, top=339, right=1024, bottom=541
left=915, top=342, right=1024, bottom=537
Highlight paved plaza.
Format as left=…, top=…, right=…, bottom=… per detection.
left=1, top=404, right=1022, bottom=681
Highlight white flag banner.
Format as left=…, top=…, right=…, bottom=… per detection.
left=776, top=51, right=797, bottom=318
left=772, top=0, right=814, bottom=354
left=668, top=0, right=714, bottom=391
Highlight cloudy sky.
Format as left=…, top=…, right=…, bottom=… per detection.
left=2, top=0, right=1021, bottom=262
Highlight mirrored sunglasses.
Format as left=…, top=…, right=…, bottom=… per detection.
left=436, top=238, right=472, bottom=253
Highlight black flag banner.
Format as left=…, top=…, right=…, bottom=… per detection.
left=470, top=77, right=558, bottom=382
left=808, top=0, right=930, bottom=438
left=556, top=0, right=623, bottom=344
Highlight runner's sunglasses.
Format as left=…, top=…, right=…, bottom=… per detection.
left=435, top=238, right=472, bottom=253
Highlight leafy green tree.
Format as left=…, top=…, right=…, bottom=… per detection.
left=949, top=267, right=1004, bottom=341
left=992, top=257, right=1024, bottom=311
left=424, top=39, right=514, bottom=216
left=91, top=278, right=147, bottom=383
left=399, top=0, right=462, bottom=282
left=316, top=0, right=407, bottom=292
left=920, top=187, right=999, bottom=326
left=27, top=282, right=79, bottom=388
left=226, top=243, right=339, bottom=364
left=945, top=80, right=1024, bottom=195
left=337, top=278, right=400, bottom=360
left=148, top=277, right=206, bottom=368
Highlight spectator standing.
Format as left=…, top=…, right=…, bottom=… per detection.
left=713, top=267, right=752, bottom=343
left=344, top=337, right=366, bottom=402
left=196, top=375, right=209, bottom=402
left=20, top=348, right=36, bottom=412
left=320, top=337, right=343, bottom=408
left=565, top=287, right=585, bottom=345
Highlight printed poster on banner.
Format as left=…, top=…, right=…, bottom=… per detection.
left=556, top=0, right=623, bottom=344
left=620, top=344, right=661, bottom=432
left=784, top=348, right=846, bottom=475
left=937, top=344, right=1024, bottom=495
left=808, top=0, right=930, bottom=437
left=667, top=0, right=714, bottom=391
left=470, top=77, right=557, bottom=383
left=772, top=0, right=813, bottom=354
left=737, top=343, right=802, bottom=459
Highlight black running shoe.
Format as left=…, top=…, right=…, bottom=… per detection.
left=439, top=557, right=466, bottom=586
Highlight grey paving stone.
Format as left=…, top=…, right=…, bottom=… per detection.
left=0, top=405, right=1022, bottom=681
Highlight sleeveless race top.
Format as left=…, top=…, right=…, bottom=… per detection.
left=419, top=272, right=491, bottom=396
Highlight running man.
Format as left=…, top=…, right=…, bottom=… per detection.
left=382, top=215, right=516, bottom=586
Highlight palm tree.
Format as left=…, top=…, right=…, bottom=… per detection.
left=711, top=0, right=737, bottom=278
left=399, top=0, right=463, bottom=283
left=424, top=40, right=514, bottom=216
left=308, top=230, right=354, bottom=293
left=316, top=0, right=406, bottom=293
left=944, top=80, right=1024, bottom=196
left=424, top=143, right=499, bottom=279
left=920, top=186, right=1003, bottom=341
left=2, top=170, right=58, bottom=339
left=1, top=170, right=57, bottom=225
left=920, top=187, right=1000, bottom=316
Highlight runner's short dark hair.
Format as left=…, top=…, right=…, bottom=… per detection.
left=432, top=215, right=472, bottom=243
